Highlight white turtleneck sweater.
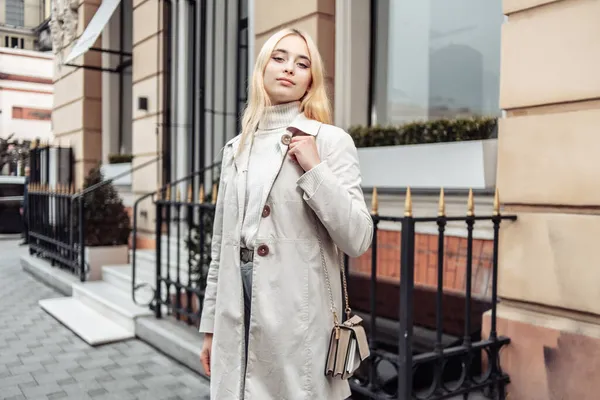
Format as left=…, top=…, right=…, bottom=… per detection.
left=240, top=101, right=301, bottom=250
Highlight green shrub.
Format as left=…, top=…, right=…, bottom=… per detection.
left=108, top=153, right=134, bottom=164
left=74, top=165, right=131, bottom=246
left=348, top=116, right=497, bottom=148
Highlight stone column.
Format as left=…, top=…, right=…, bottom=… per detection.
left=52, top=1, right=103, bottom=189
left=253, top=0, right=335, bottom=105
left=130, top=0, right=165, bottom=242
left=483, top=0, right=600, bottom=398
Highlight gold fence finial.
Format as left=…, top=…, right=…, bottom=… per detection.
left=493, top=187, right=500, bottom=216
left=30, top=140, right=37, bottom=149
left=70, top=184, right=75, bottom=194
left=166, top=185, right=171, bottom=201
left=438, top=187, right=446, bottom=216
left=467, top=188, right=474, bottom=217
left=199, top=185, right=205, bottom=204
left=211, top=183, right=218, bottom=204
left=371, top=187, right=379, bottom=215
left=176, top=187, right=181, bottom=202
left=404, top=187, right=413, bottom=217
left=187, top=185, right=193, bottom=203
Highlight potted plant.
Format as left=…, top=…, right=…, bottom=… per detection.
left=77, top=165, right=131, bottom=280
left=349, top=117, right=498, bottom=189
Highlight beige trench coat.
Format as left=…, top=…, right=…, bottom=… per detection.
left=199, top=112, right=374, bottom=400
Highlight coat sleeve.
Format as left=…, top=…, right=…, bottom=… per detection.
left=198, top=149, right=231, bottom=334
left=296, top=131, right=374, bottom=258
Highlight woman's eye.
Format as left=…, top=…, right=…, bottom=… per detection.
left=298, top=63, right=309, bottom=69
left=272, top=56, right=284, bottom=62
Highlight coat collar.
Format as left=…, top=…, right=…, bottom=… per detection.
left=229, top=112, right=323, bottom=170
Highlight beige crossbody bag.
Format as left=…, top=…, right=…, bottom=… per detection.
left=313, top=215, right=370, bottom=380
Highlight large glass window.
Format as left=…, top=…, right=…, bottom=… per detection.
left=372, top=0, right=503, bottom=125
left=6, top=0, right=25, bottom=27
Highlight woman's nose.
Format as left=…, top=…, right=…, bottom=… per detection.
left=284, top=62, right=295, bottom=75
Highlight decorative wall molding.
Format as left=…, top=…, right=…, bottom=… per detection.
left=49, top=0, right=79, bottom=66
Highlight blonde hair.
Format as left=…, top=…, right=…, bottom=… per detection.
left=238, top=28, right=331, bottom=153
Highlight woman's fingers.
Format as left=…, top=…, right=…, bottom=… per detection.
left=200, top=348, right=211, bottom=376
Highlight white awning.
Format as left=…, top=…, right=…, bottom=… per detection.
left=64, top=0, right=122, bottom=64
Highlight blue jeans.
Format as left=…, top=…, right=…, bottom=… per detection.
left=240, top=261, right=253, bottom=360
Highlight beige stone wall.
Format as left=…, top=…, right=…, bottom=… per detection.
left=24, top=0, right=43, bottom=28
left=254, top=0, right=335, bottom=104
left=496, top=0, right=600, bottom=396
left=497, top=0, right=600, bottom=314
left=131, top=0, right=164, bottom=234
left=52, top=0, right=103, bottom=189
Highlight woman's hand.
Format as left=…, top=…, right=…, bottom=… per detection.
left=200, top=333, right=213, bottom=376
left=288, top=135, right=321, bottom=172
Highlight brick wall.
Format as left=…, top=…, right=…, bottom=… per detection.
left=350, top=230, right=494, bottom=298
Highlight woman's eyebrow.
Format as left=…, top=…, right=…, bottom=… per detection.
left=273, top=48, right=311, bottom=63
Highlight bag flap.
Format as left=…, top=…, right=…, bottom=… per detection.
left=348, top=325, right=370, bottom=361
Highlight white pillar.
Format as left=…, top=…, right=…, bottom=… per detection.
left=101, top=5, right=121, bottom=163
left=175, top=0, right=189, bottom=187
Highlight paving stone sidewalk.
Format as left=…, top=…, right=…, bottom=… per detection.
left=0, top=240, right=210, bottom=400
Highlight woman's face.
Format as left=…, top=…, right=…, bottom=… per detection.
left=263, top=35, right=312, bottom=105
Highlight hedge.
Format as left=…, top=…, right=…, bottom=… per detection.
left=108, top=153, right=135, bottom=164
left=348, top=116, right=497, bottom=148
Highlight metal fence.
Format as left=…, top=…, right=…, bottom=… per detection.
left=27, top=143, right=159, bottom=282
left=131, top=163, right=220, bottom=324
left=348, top=188, right=516, bottom=400
left=28, top=183, right=81, bottom=276
left=26, top=143, right=80, bottom=276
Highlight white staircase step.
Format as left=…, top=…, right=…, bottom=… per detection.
left=39, top=297, right=134, bottom=346
left=72, top=281, right=153, bottom=332
left=102, top=265, right=155, bottom=305
left=130, top=250, right=192, bottom=275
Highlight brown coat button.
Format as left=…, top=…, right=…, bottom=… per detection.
left=257, top=244, right=269, bottom=257
left=262, top=205, right=271, bottom=218
left=281, top=134, right=292, bottom=145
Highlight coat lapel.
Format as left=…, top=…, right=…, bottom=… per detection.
left=230, top=136, right=251, bottom=234
left=230, top=112, right=324, bottom=245
left=259, top=113, right=323, bottom=209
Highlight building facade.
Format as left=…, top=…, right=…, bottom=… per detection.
left=0, top=47, right=53, bottom=142
left=0, top=0, right=52, bottom=51
left=50, top=0, right=599, bottom=398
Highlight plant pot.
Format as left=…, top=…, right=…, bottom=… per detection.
left=101, top=162, right=132, bottom=186
left=85, top=245, right=129, bottom=281
left=356, top=139, right=498, bottom=189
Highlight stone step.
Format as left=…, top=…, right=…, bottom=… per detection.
left=131, top=249, right=193, bottom=276
left=72, top=281, right=153, bottom=333
left=102, top=265, right=155, bottom=305
left=39, top=297, right=134, bottom=346
left=136, top=316, right=207, bottom=377
left=132, top=247, right=191, bottom=263
left=118, top=257, right=195, bottom=285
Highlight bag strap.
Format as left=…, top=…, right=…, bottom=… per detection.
left=312, top=212, right=352, bottom=326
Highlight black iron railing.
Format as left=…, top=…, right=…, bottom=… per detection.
left=131, top=162, right=221, bottom=326
left=27, top=143, right=77, bottom=274
left=348, top=188, right=516, bottom=400
left=28, top=152, right=159, bottom=281
left=28, top=183, right=79, bottom=274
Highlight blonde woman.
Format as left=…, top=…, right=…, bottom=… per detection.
left=199, top=28, right=373, bottom=400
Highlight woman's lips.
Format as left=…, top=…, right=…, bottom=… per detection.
left=277, top=78, right=294, bottom=86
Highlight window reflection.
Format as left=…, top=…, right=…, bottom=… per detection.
left=374, top=0, right=503, bottom=125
